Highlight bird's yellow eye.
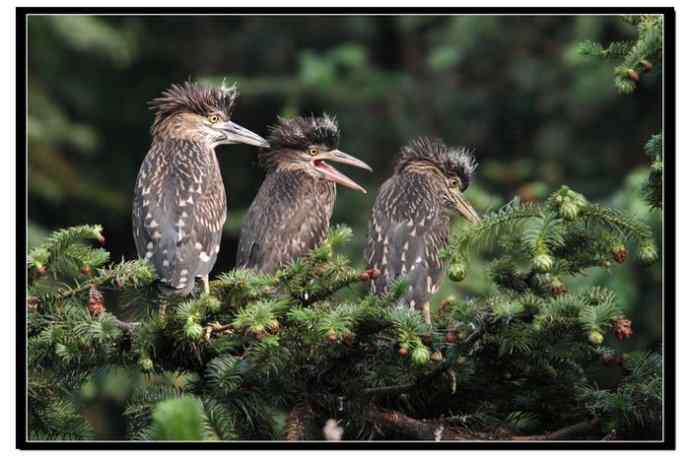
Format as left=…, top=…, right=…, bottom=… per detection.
left=309, top=147, right=319, bottom=156
left=449, top=178, right=461, bottom=189
left=208, top=114, right=220, bottom=124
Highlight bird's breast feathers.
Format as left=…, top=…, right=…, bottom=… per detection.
left=133, top=139, right=226, bottom=291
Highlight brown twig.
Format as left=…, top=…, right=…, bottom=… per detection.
left=512, top=418, right=601, bottom=441
left=368, top=408, right=484, bottom=440
left=368, top=407, right=602, bottom=441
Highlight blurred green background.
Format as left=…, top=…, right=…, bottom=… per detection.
left=28, top=14, right=662, bottom=353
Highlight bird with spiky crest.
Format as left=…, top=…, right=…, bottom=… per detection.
left=236, top=114, right=372, bottom=273
left=366, top=137, right=481, bottom=324
left=132, top=81, right=269, bottom=295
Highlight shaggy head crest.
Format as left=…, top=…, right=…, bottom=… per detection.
left=148, top=80, right=238, bottom=133
left=260, top=114, right=340, bottom=169
left=396, top=137, right=477, bottom=189
left=267, top=114, right=339, bottom=151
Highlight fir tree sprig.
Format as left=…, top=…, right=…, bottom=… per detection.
left=26, top=209, right=661, bottom=441
left=578, top=15, right=662, bottom=94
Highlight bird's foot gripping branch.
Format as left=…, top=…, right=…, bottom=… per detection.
left=26, top=187, right=661, bottom=441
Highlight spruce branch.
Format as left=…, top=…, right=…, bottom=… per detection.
left=26, top=213, right=662, bottom=441
left=367, top=407, right=602, bottom=441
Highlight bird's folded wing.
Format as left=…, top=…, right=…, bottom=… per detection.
left=237, top=172, right=330, bottom=273
left=134, top=140, right=225, bottom=291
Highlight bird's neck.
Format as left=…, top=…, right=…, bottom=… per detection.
left=274, top=159, right=306, bottom=173
left=154, top=136, right=215, bottom=155
left=266, top=168, right=335, bottom=200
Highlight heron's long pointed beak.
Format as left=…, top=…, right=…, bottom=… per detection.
left=221, top=121, right=270, bottom=148
left=312, top=149, right=372, bottom=194
left=454, top=193, right=481, bottom=224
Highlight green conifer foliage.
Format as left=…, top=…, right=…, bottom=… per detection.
left=26, top=188, right=662, bottom=440
left=578, top=15, right=664, bottom=210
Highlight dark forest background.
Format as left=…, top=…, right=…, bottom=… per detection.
left=27, top=14, right=662, bottom=357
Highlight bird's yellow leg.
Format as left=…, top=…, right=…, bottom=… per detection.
left=422, top=302, right=432, bottom=325
left=202, top=275, right=210, bottom=295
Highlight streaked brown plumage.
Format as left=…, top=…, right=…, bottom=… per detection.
left=132, top=81, right=268, bottom=295
left=366, top=138, right=480, bottom=324
left=237, top=115, right=371, bottom=273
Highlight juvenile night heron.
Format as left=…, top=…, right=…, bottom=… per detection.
left=366, top=138, right=480, bottom=324
left=132, top=81, right=269, bottom=295
left=236, top=115, right=372, bottom=273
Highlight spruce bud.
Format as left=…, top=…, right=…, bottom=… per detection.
left=588, top=330, right=604, bottom=345
left=412, top=347, right=431, bottom=366
left=639, top=242, right=658, bottom=264
left=448, top=261, right=466, bottom=282
left=533, top=253, right=554, bottom=273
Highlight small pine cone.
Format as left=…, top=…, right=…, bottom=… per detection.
left=611, top=244, right=628, bottom=264
left=35, top=264, right=47, bottom=275
left=613, top=317, right=633, bottom=341
left=626, top=68, right=640, bottom=82
left=359, top=268, right=381, bottom=282
left=421, top=334, right=433, bottom=346
left=342, top=332, right=354, bottom=347
left=550, top=277, right=567, bottom=296
left=641, top=60, right=653, bottom=72
left=87, top=285, right=105, bottom=316
left=267, top=320, right=280, bottom=334
left=368, top=268, right=381, bottom=279
left=80, top=265, right=92, bottom=275
left=399, top=346, right=409, bottom=357
left=551, top=285, right=567, bottom=296
left=601, top=352, right=624, bottom=366
left=327, top=333, right=338, bottom=344
left=445, top=331, right=458, bottom=344
left=430, top=351, right=443, bottom=362
left=254, top=329, right=266, bottom=341
left=98, top=233, right=106, bottom=245
left=358, top=271, right=371, bottom=282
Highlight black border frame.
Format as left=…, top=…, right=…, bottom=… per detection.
left=16, top=6, right=676, bottom=451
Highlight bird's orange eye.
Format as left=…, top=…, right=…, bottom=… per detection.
left=208, top=114, right=220, bottom=124
left=309, top=148, right=319, bottom=156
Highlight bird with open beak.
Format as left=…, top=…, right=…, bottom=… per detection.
left=366, top=137, right=480, bottom=324
left=132, top=81, right=269, bottom=296
left=236, top=114, right=372, bottom=273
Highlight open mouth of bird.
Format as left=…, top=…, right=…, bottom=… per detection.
left=311, top=152, right=371, bottom=194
